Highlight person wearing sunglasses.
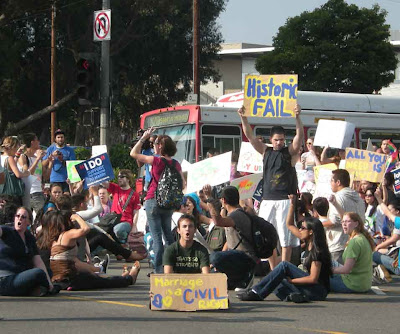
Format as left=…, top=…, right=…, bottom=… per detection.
left=0, top=207, right=55, bottom=296
left=238, top=194, right=332, bottom=302
left=103, top=169, right=140, bottom=244
left=136, top=134, right=158, bottom=192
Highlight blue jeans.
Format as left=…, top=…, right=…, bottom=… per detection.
left=145, top=198, right=174, bottom=273
left=373, top=251, right=400, bottom=275
left=329, top=274, right=355, bottom=293
left=0, top=268, right=49, bottom=296
left=113, top=222, right=132, bottom=244
left=211, top=250, right=256, bottom=289
left=252, top=261, right=328, bottom=301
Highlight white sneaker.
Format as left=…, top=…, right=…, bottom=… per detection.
left=99, top=254, right=110, bottom=274
left=235, top=273, right=254, bottom=292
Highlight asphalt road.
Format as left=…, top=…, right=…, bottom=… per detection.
left=1, top=258, right=399, bottom=334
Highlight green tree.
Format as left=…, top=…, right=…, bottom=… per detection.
left=0, top=0, right=226, bottom=141
left=256, top=0, right=397, bottom=93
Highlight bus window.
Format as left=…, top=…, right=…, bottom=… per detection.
left=359, top=130, right=400, bottom=150
left=201, top=125, right=241, bottom=159
left=152, top=124, right=196, bottom=163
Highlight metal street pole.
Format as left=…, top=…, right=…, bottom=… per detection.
left=50, top=2, right=56, bottom=142
left=100, top=0, right=110, bottom=145
left=193, top=0, right=200, bottom=104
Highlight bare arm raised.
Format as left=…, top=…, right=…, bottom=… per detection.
left=237, top=106, right=266, bottom=155
left=288, top=103, right=304, bottom=156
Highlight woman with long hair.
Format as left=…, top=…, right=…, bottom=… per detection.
left=0, top=137, right=30, bottom=205
left=330, top=212, right=374, bottom=293
left=364, top=186, right=385, bottom=237
left=238, top=195, right=332, bottom=302
left=130, top=128, right=185, bottom=273
left=39, top=210, right=141, bottom=290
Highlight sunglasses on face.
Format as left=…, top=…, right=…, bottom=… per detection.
left=118, top=175, right=127, bottom=179
left=15, top=214, right=27, bottom=219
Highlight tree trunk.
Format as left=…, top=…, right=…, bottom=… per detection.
left=5, top=88, right=77, bottom=135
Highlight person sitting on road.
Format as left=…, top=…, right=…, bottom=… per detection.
left=163, top=214, right=210, bottom=274
left=329, top=212, right=374, bottom=293
left=39, top=210, right=140, bottom=291
left=0, top=207, right=56, bottom=296
left=238, top=195, right=332, bottom=302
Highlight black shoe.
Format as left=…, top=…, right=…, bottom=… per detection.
left=287, top=293, right=310, bottom=303
left=237, top=290, right=263, bottom=301
left=147, top=271, right=154, bottom=278
left=99, top=254, right=110, bottom=274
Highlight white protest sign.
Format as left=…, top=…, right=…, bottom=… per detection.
left=92, top=145, right=108, bottom=157
left=186, top=152, right=232, bottom=193
left=181, top=159, right=191, bottom=173
left=313, top=167, right=334, bottom=199
left=313, top=120, right=355, bottom=149
left=230, top=173, right=263, bottom=200
left=237, top=142, right=263, bottom=173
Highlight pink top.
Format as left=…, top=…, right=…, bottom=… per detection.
left=107, top=183, right=140, bottom=225
left=146, top=156, right=182, bottom=200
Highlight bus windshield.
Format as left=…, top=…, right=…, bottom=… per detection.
left=153, top=124, right=196, bottom=164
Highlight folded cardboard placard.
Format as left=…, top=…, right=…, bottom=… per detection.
left=150, top=273, right=228, bottom=311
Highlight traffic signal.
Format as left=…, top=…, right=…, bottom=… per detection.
left=77, top=54, right=97, bottom=105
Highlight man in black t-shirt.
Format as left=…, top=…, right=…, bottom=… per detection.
left=238, top=104, right=304, bottom=267
left=204, top=185, right=256, bottom=290
left=163, top=214, right=210, bottom=274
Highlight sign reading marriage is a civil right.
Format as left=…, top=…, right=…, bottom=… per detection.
left=243, top=74, right=298, bottom=118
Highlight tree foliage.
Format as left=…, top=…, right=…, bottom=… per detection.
left=0, top=0, right=226, bottom=143
left=256, top=0, right=397, bottom=93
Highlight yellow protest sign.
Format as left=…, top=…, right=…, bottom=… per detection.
left=345, top=148, right=387, bottom=183
left=243, top=74, right=298, bottom=118
left=150, top=273, right=228, bottom=311
left=313, top=163, right=337, bottom=184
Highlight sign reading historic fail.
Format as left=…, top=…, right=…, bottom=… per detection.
left=243, top=74, right=298, bottom=118
left=150, top=273, right=228, bottom=311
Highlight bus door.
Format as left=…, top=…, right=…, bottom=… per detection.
left=200, top=124, right=242, bottom=160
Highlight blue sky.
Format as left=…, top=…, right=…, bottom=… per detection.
left=218, top=0, right=400, bottom=45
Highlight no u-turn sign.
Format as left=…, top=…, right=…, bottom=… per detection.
left=93, top=10, right=111, bottom=41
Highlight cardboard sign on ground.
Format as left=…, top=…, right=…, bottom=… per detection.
left=237, top=142, right=263, bottom=173
left=313, top=120, right=355, bottom=149
left=150, top=273, right=228, bottom=311
left=243, top=74, right=298, bottom=118
left=345, top=148, right=386, bottom=183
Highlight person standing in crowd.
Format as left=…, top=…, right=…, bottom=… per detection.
left=376, top=139, right=391, bottom=155
left=42, top=129, right=76, bottom=193
left=330, top=212, right=373, bottom=293
left=18, top=133, right=47, bottom=214
left=0, top=207, right=55, bottom=296
left=301, top=137, right=321, bottom=170
left=0, top=137, right=30, bottom=206
left=237, top=104, right=303, bottom=266
left=327, top=169, right=365, bottom=264
left=204, top=185, right=257, bottom=290
left=163, top=214, right=210, bottom=274
left=130, top=129, right=184, bottom=274
left=104, top=169, right=140, bottom=244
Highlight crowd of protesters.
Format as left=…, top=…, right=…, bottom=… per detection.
left=1, top=107, right=400, bottom=305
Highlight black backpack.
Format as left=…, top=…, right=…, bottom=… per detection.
left=235, top=209, right=278, bottom=259
left=155, top=158, right=183, bottom=210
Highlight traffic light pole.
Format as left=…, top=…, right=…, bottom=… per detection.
left=100, top=0, right=110, bottom=146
